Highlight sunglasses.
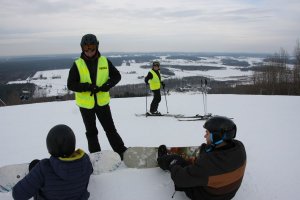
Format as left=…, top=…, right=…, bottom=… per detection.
left=82, top=44, right=97, bottom=52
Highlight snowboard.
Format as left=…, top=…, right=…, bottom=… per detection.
left=0, top=150, right=121, bottom=193
left=123, top=146, right=200, bottom=168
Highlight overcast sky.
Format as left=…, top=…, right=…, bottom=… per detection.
left=0, top=0, right=300, bottom=56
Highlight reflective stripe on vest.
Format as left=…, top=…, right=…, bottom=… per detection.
left=75, top=56, right=110, bottom=109
left=149, top=69, right=161, bottom=90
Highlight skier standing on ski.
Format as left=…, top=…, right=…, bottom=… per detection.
left=157, top=116, right=247, bottom=200
left=144, top=61, right=165, bottom=115
left=67, top=34, right=127, bottom=159
left=12, top=124, right=93, bottom=200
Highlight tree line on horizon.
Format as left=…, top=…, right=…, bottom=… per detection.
left=251, top=40, right=300, bottom=95
left=1, top=41, right=300, bottom=106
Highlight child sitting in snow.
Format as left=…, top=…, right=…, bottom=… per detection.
left=12, top=124, right=93, bottom=200
left=157, top=116, right=246, bottom=200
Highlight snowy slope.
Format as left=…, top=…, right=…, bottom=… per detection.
left=1, top=93, right=300, bottom=199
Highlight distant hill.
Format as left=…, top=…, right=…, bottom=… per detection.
left=0, top=53, right=162, bottom=84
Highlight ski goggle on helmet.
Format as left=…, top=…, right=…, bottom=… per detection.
left=153, top=61, right=160, bottom=67
left=82, top=44, right=97, bottom=52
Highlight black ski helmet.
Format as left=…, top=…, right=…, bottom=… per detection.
left=153, top=61, right=160, bottom=67
left=203, top=116, right=236, bottom=145
left=46, top=124, right=76, bottom=157
left=80, top=34, right=99, bottom=48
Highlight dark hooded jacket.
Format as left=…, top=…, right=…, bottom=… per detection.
left=170, top=140, right=246, bottom=200
left=12, top=149, right=93, bottom=200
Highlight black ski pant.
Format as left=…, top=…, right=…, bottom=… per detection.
left=79, top=105, right=127, bottom=157
left=150, top=89, right=161, bottom=113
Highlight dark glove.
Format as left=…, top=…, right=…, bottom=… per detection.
left=157, top=154, right=186, bottom=171
left=89, top=84, right=98, bottom=96
left=90, top=83, right=111, bottom=96
left=81, top=83, right=93, bottom=92
left=29, top=159, right=40, bottom=171
left=161, top=82, right=165, bottom=89
left=98, top=83, right=111, bottom=92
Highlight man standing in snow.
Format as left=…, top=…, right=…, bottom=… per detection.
left=157, top=116, right=247, bottom=200
left=67, top=34, right=127, bottom=159
left=144, top=61, right=165, bottom=115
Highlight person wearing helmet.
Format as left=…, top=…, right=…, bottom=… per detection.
left=157, top=116, right=247, bottom=200
left=144, top=61, right=165, bottom=115
left=12, top=124, right=93, bottom=200
left=67, top=33, right=127, bottom=159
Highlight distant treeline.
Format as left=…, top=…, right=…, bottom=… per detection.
left=1, top=49, right=300, bottom=106
left=221, top=59, right=250, bottom=67
left=1, top=52, right=275, bottom=85
left=251, top=45, right=300, bottom=95
left=0, top=56, right=74, bottom=84
left=140, top=64, right=225, bottom=76
left=0, top=83, right=36, bottom=105
left=0, top=54, right=161, bottom=84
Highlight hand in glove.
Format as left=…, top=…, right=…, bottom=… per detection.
left=89, top=83, right=111, bottom=96
left=89, top=84, right=99, bottom=96
left=98, top=83, right=111, bottom=92
left=81, top=83, right=94, bottom=92
left=161, top=82, right=165, bottom=89
left=157, top=154, right=187, bottom=171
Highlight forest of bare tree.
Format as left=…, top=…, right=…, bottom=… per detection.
left=252, top=40, right=300, bottom=95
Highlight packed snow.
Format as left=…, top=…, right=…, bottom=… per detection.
left=1, top=92, right=300, bottom=199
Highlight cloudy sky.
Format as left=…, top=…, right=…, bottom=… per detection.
left=0, top=0, right=300, bottom=56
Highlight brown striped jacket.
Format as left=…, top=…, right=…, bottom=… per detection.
left=171, top=140, right=246, bottom=200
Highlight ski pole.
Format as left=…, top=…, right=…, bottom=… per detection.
left=201, top=79, right=205, bottom=115
left=145, top=84, right=148, bottom=117
left=205, top=79, right=208, bottom=115
left=163, top=87, right=169, bottom=113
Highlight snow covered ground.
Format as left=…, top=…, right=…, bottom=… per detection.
left=8, top=55, right=263, bottom=97
left=0, top=92, right=300, bottom=199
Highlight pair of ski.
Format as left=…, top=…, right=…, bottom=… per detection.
left=135, top=112, right=212, bottom=121
left=176, top=113, right=212, bottom=121
left=135, top=112, right=184, bottom=118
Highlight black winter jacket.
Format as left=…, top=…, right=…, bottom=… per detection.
left=67, top=51, right=121, bottom=93
left=170, top=140, right=246, bottom=200
left=144, top=69, right=161, bottom=85
left=12, top=149, right=93, bottom=200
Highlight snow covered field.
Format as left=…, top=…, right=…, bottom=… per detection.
left=1, top=92, right=300, bottom=199
left=8, top=55, right=263, bottom=97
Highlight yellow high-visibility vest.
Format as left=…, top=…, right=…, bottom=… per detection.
left=75, top=56, right=110, bottom=109
left=149, top=69, right=161, bottom=90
